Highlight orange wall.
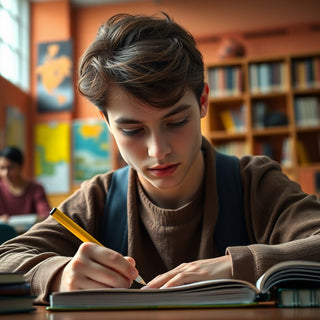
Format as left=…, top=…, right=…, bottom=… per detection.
left=0, top=76, right=32, bottom=178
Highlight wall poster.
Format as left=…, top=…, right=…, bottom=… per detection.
left=72, top=119, right=111, bottom=183
left=5, top=106, right=25, bottom=152
left=36, top=40, right=73, bottom=112
left=35, top=121, right=70, bottom=194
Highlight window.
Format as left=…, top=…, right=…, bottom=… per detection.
left=0, top=0, right=29, bottom=91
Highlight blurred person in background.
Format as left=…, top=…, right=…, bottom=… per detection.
left=0, top=146, right=51, bottom=222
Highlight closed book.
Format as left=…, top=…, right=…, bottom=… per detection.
left=0, top=282, right=31, bottom=296
left=276, top=288, right=320, bottom=307
left=48, top=260, right=320, bottom=311
left=0, top=272, right=25, bottom=285
left=0, top=296, right=35, bottom=314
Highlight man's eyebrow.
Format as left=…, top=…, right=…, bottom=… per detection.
left=114, top=104, right=192, bottom=125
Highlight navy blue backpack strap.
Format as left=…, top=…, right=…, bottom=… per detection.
left=214, top=151, right=250, bottom=254
left=99, top=165, right=129, bottom=255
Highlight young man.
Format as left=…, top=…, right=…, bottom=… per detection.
left=1, top=13, right=320, bottom=304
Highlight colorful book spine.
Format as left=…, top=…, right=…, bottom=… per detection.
left=208, top=66, right=243, bottom=97
left=292, top=57, right=320, bottom=89
left=250, top=62, right=285, bottom=94
left=294, top=96, right=320, bottom=127
left=220, top=106, right=246, bottom=133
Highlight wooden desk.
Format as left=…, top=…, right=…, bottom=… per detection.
left=1, top=304, right=320, bottom=320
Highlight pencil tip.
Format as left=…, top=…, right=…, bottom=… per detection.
left=135, top=275, right=146, bottom=285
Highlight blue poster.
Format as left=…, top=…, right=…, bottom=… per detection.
left=72, top=119, right=111, bottom=183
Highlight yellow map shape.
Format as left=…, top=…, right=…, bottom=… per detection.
left=36, top=44, right=72, bottom=104
left=35, top=122, right=70, bottom=176
left=80, top=124, right=104, bottom=139
left=79, top=123, right=109, bottom=152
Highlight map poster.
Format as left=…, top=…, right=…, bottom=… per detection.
left=36, top=40, right=73, bottom=112
left=72, top=119, right=111, bottom=183
left=5, top=106, right=25, bottom=152
left=35, top=121, right=70, bottom=194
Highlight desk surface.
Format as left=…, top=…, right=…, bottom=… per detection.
left=1, top=304, right=320, bottom=320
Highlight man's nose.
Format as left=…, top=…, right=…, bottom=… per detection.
left=147, top=132, right=171, bottom=160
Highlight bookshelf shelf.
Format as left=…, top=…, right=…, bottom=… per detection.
left=209, top=95, right=245, bottom=103
left=252, top=127, right=290, bottom=136
left=208, top=131, right=247, bottom=140
left=203, top=52, right=320, bottom=192
left=296, top=126, right=320, bottom=133
left=293, top=87, right=320, bottom=95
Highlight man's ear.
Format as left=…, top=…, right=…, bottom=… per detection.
left=99, top=110, right=112, bottom=133
left=200, top=83, right=209, bottom=118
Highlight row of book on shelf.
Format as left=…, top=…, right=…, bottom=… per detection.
left=218, top=102, right=289, bottom=132
left=249, top=61, right=286, bottom=94
left=252, top=101, right=288, bottom=129
left=214, top=137, right=292, bottom=168
left=219, top=105, right=246, bottom=132
left=292, top=56, right=320, bottom=89
left=207, top=56, right=320, bottom=99
left=219, top=96, right=320, bottom=131
left=207, top=66, right=243, bottom=97
left=294, top=96, right=320, bottom=127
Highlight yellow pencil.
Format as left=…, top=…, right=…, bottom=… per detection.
left=50, top=207, right=146, bottom=286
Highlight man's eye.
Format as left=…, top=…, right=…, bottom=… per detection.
left=168, top=118, right=189, bottom=127
left=121, top=128, right=143, bottom=136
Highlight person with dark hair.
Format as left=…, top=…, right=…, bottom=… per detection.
left=0, top=13, right=320, bottom=304
left=0, top=146, right=51, bottom=221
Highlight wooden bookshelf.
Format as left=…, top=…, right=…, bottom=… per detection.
left=202, top=52, right=320, bottom=191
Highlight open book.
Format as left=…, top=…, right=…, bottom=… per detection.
left=48, top=260, right=320, bottom=310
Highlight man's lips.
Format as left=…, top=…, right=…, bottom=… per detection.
left=148, top=164, right=179, bottom=177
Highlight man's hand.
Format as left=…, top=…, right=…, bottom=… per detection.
left=52, top=242, right=139, bottom=292
left=146, top=255, right=232, bottom=288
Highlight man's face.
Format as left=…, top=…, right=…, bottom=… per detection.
left=104, top=85, right=208, bottom=196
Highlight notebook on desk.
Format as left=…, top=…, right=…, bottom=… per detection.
left=48, top=260, right=320, bottom=310
left=7, top=214, right=37, bottom=233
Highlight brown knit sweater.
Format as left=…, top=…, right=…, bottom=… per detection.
left=0, top=137, right=320, bottom=304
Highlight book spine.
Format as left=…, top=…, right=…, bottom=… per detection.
left=0, top=283, right=31, bottom=296
left=276, top=288, right=320, bottom=307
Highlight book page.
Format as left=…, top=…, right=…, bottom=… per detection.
left=256, top=260, right=320, bottom=293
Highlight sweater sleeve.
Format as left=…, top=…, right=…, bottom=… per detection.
left=0, top=172, right=112, bottom=304
left=226, top=155, right=320, bottom=284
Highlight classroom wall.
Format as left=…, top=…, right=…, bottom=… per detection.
left=0, top=76, right=32, bottom=178
left=2, top=0, right=320, bottom=206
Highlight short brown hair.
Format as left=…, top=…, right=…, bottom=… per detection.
left=78, top=13, right=204, bottom=111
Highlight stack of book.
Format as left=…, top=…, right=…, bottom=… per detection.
left=0, top=272, right=35, bottom=314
